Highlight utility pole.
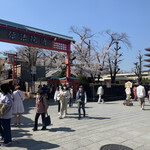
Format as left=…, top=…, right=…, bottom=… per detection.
left=134, top=50, right=142, bottom=83
left=138, top=50, right=142, bottom=82
left=88, top=40, right=91, bottom=57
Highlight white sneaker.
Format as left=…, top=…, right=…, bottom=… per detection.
left=62, top=114, right=66, bottom=118
left=58, top=113, right=60, bottom=117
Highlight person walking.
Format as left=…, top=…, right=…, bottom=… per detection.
left=54, top=84, right=62, bottom=116
left=97, top=85, right=104, bottom=104
left=12, top=86, right=25, bottom=126
left=57, top=85, right=70, bottom=119
left=136, top=82, right=146, bottom=110
left=132, top=85, right=137, bottom=101
left=33, top=91, right=48, bottom=131
left=0, top=84, right=13, bottom=146
left=76, top=85, right=87, bottom=120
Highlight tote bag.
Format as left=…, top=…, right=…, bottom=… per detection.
left=45, top=114, right=51, bottom=126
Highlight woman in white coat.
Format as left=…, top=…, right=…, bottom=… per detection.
left=97, top=85, right=104, bottom=104
left=57, top=85, right=70, bottom=119
left=12, top=86, right=25, bottom=126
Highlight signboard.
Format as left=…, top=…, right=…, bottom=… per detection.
left=125, top=81, right=132, bottom=88
left=0, top=27, right=53, bottom=49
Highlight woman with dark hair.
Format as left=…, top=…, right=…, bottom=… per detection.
left=12, top=86, right=25, bottom=126
left=0, top=84, right=13, bottom=146
left=32, top=91, right=48, bottom=131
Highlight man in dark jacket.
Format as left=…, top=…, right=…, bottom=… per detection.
left=76, top=85, right=87, bottom=120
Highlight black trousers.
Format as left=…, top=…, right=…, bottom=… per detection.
left=0, top=119, right=11, bottom=144
left=58, top=101, right=60, bottom=112
left=0, top=120, right=4, bottom=138
left=78, top=102, right=85, bottom=118
left=34, top=113, right=46, bottom=129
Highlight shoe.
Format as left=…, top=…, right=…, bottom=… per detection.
left=32, top=128, right=37, bottom=131
left=0, top=136, right=4, bottom=141
left=58, top=113, right=60, bottom=117
left=62, top=114, right=66, bottom=118
left=41, top=127, right=46, bottom=130
left=14, top=123, right=18, bottom=127
left=78, top=117, right=81, bottom=120
left=59, top=116, right=63, bottom=119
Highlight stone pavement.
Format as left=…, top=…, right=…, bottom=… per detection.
left=1, top=99, right=150, bottom=150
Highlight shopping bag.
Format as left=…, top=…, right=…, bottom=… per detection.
left=45, top=114, right=51, bottom=126
left=0, top=103, right=7, bottom=117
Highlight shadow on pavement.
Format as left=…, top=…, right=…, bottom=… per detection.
left=49, top=127, right=75, bottom=132
left=143, top=109, right=150, bottom=111
left=86, top=116, right=111, bottom=120
left=104, top=102, right=119, bottom=104
left=7, top=139, right=59, bottom=150
left=66, top=114, right=111, bottom=120
left=12, top=128, right=32, bottom=138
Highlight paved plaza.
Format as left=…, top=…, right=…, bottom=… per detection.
left=1, top=99, right=150, bottom=150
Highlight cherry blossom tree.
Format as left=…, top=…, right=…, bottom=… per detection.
left=70, top=26, right=104, bottom=81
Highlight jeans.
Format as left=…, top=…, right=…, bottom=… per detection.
left=1, top=119, right=12, bottom=144
left=34, top=113, right=46, bottom=129
left=78, top=102, right=85, bottom=118
left=69, top=98, right=73, bottom=107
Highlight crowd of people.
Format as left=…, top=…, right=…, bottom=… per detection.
left=0, top=82, right=87, bottom=147
left=0, top=81, right=150, bottom=147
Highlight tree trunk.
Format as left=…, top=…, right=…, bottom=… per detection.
left=111, top=76, right=116, bottom=84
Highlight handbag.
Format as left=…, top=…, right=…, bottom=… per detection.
left=0, top=103, right=7, bottom=117
left=45, top=114, right=51, bottom=126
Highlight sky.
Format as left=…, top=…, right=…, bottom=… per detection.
left=0, top=0, right=150, bottom=72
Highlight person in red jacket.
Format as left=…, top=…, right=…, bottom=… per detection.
left=33, top=91, right=48, bottom=131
